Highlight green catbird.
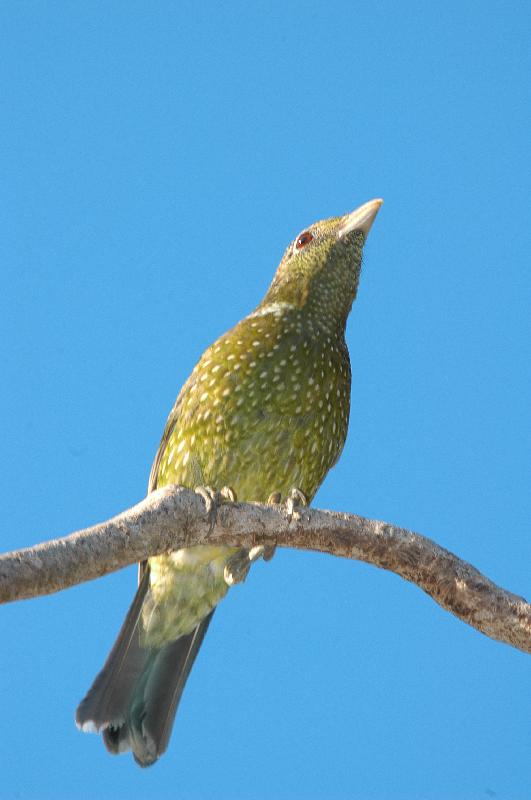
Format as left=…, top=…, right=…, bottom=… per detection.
left=76, top=197, right=383, bottom=766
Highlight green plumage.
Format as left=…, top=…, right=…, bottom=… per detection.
left=76, top=198, right=382, bottom=766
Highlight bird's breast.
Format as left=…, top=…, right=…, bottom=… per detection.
left=156, top=313, right=351, bottom=503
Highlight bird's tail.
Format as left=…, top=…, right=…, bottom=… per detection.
left=75, top=569, right=214, bottom=767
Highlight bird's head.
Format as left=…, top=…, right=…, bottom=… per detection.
left=262, top=198, right=383, bottom=330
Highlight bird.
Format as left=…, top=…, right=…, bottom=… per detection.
left=76, top=197, right=383, bottom=766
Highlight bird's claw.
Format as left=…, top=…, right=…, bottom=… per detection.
left=261, top=487, right=308, bottom=557
left=222, top=487, right=307, bottom=585
left=262, top=545, right=276, bottom=561
left=223, top=489, right=268, bottom=583
left=194, top=485, right=218, bottom=534
left=224, top=541, right=270, bottom=586
left=267, top=491, right=282, bottom=505
left=284, top=487, right=308, bottom=521
left=194, top=485, right=237, bottom=535
left=263, top=491, right=283, bottom=561
left=219, top=485, right=237, bottom=503
left=224, top=549, right=252, bottom=586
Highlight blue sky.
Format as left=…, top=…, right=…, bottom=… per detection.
left=2, top=2, right=530, bottom=798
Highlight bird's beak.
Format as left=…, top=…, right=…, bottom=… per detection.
left=337, top=198, right=383, bottom=239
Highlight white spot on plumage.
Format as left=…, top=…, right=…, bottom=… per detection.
left=80, top=720, right=100, bottom=734
left=247, top=301, right=295, bottom=319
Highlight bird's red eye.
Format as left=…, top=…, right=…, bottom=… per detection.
left=295, top=231, right=313, bottom=249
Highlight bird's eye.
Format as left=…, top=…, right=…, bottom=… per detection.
left=295, top=231, right=313, bottom=249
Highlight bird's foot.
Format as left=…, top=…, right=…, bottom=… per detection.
left=284, top=487, right=308, bottom=521
left=194, top=485, right=237, bottom=535
left=258, top=488, right=308, bottom=560
left=219, top=485, right=237, bottom=503
left=194, top=485, right=218, bottom=534
left=224, top=538, right=269, bottom=586
left=267, top=492, right=282, bottom=505
left=260, top=491, right=283, bottom=562
left=224, top=549, right=252, bottom=586
left=223, top=485, right=279, bottom=584
left=243, top=489, right=305, bottom=564
left=222, top=488, right=306, bottom=585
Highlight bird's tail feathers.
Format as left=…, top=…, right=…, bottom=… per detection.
left=76, top=569, right=214, bottom=767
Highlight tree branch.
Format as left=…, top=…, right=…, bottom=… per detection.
left=1, top=485, right=529, bottom=653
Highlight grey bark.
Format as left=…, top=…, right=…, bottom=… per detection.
left=0, top=485, right=529, bottom=654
